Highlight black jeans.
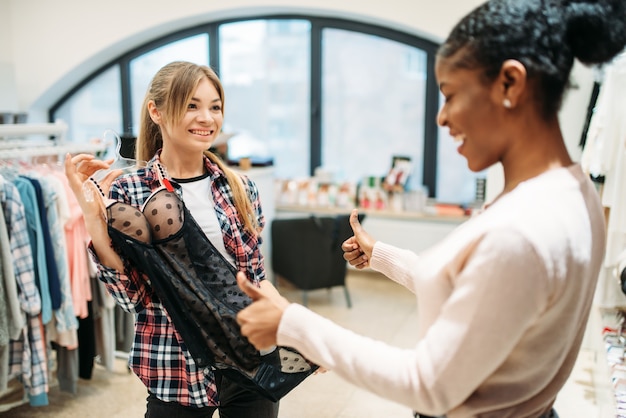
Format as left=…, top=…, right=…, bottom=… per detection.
left=145, top=374, right=279, bottom=418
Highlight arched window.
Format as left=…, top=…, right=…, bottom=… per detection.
left=49, top=15, right=483, bottom=204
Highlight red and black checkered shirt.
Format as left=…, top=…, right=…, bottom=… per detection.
left=90, top=152, right=266, bottom=407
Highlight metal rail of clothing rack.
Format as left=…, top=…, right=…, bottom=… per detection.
left=0, top=120, right=108, bottom=159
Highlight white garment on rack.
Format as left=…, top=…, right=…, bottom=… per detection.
left=581, top=50, right=626, bottom=308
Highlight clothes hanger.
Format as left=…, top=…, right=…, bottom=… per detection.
left=83, top=129, right=146, bottom=202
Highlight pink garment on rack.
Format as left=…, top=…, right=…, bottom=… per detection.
left=52, top=171, right=92, bottom=319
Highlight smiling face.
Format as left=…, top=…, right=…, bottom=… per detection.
left=435, top=54, right=509, bottom=173
left=153, top=76, right=224, bottom=156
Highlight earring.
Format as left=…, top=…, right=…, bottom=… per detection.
left=503, top=98, right=512, bottom=109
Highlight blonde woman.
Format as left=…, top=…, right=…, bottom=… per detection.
left=65, top=61, right=278, bottom=418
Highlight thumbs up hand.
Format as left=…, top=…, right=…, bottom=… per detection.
left=236, top=272, right=289, bottom=350
left=341, top=209, right=376, bottom=269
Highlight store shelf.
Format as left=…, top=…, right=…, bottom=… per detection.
left=276, top=204, right=468, bottom=223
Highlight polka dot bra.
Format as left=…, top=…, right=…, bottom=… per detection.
left=106, top=187, right=183, bottom=244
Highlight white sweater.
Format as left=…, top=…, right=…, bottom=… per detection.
left=277, top=164, right=606, bottom=418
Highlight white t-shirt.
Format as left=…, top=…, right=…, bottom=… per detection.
left=175, top=173, right=236, bottom=267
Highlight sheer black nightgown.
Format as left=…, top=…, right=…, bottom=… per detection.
left=104, top=184, right=316, bottom=402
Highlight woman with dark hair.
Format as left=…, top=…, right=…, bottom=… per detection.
left=235, top=1, right=626, bottom=417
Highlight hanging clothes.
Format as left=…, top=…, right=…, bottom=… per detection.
left=89, top=257, right=116, bottom=373
left=0, top=138, right=110, bottom=411
left=0, top=160, right=94, bottom=404
left=581, top=50, right=626, bottom=308
left=50, top=170, right=93, bottom=319
left=579, top=79, right=602, bottom=149
left=25, top=167, right=81, bottom=395
left=27, top=169, right=79, bottom=349
left=0, top=174, right=48, bottom=406
left=25, top=176, right=62, bottom=310
left=0, top=176, right=27, bottom=394
left=13, top=176, right=53, bottom=325
left=0, top=206, right=13, bottom=393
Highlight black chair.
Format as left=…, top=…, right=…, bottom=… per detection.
left=271, top=213, right=365, bottom=308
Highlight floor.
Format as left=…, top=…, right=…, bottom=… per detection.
left=0, top=270, right=619, bottom=418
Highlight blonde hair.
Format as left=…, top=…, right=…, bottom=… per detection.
left=136, top=61, right=258, bottom=234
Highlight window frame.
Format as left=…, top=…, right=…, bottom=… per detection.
left=49, top=14, right=441, bottom=197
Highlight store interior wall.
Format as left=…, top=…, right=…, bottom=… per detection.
left=0, top=0, right=594, bottom=200
left=0, top=0, right=17, bottom=112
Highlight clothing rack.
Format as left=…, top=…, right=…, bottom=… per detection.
left=0, top=120, right=111, bottom=412
left=0, top=120, right=67, bottom=142
left=0, top=142, right=107, bottom=160
left=0, top=121, right=107, bottom=159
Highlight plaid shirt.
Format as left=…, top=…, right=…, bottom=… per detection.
left=91, top=152, right=266, bottom=407
left=0, top=174, right=48, bottom=405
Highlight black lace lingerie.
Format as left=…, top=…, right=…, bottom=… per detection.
left=103, top=182, right=317, bottom=402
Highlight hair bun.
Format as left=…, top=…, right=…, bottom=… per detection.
left=563, top=0, right=626, bottom=64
